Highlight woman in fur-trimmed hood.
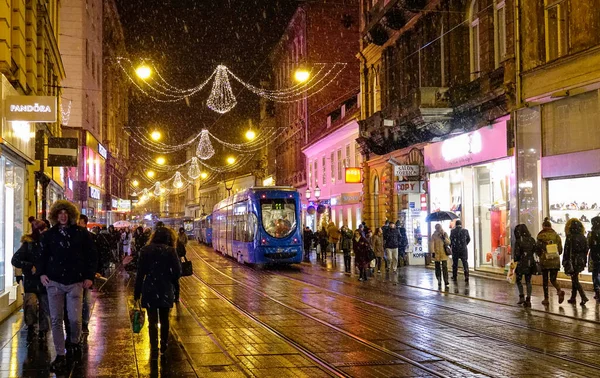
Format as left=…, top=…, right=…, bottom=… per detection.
left=48, top=199, right=80, bottom=226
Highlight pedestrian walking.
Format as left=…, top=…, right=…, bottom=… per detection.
left=384, top=222, right=400, bottom=272
left=372, top=227, right=385, bottom=274
left=11, top=220, right=50, bottom=342
left=318, top=226, right=328, bottom=260
left=450, top=220, right=471, bottom=283
left=77, top=214, right=98, bottom=334
left=536, top=218, right=565, bottom=305
left=429, top=223, right=450, bottom=289
left=122, top=228, right=132, bottom=256
left=38, top=200, right=97, bottom=372
left=174, top=227, right=188, bottom=303
left=396, top=220, right=408, bottom=268
left=587, top=216, right=600, bottom=303
left=564, top=219, right=589, bottom=305
left=327, top=221, right=341, bottom=258
left=513, top=224, right=538, bottom=308
left=353, top=230, right=371, bottom=281
left=340, top=225, right=353, bottom=273
left=134, top=227, right=182, bottom=359
left=303, top=226, right=314, bottom=261
left=96, top=226, right=114, bottom=276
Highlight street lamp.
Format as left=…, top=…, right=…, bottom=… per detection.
left=132, top=180, right=139, bottom=187
left=200, top=172, right=208, bottom=179
left=135, top=65, right=152, bottom=79
left=156, top=156, right=166, bottom=165
left=314, top=185, right=321, bottom=200
left=226, top=156, right=236, bottom=165
left=146, top=170, right=156, bottom=178
left=294, top=67, right=310, bottom=83
left=305, top=187, right=311, bottom=199
left=245, top=129, right=256, bottom=141
left=150, top=130, right=161, bottom=141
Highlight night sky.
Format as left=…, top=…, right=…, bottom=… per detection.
left=114, top=0, right=299, bottom=167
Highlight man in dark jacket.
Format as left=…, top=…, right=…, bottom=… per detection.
left=11, top=220, right=50, bottom=342
left=384, top=222, right=400, bottom=272
left=395, top=220, right=409, bottom=268
left=450, top=220, right=471, bottom=282
left=39, top=200, right=97, bottom=372
left=303, top=227, right=314, bottom=261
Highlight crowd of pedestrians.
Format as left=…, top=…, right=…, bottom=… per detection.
left=303, top=220, right=409, bottom=281
left=9, top=200, right=189, bottom=372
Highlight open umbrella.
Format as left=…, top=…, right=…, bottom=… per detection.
left=425, top=211, right=459, bottom=222
left=113, top=220, right=131, bottom=228
left=86, top=222, right=104, bottom=230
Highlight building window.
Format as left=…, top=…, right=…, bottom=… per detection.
left=313, top=160, right=318, bottom=188
left=373, top=65, right=381, bottom=112
left=330, top=152, right=335, bottom=184
left=545, top=0, right=569, bottom=61
left=337, top=149, right=343, bottom=180
left=494, top=1, right=507, bottom=67
left=469, top=0, right=481, bottom=80
left=346, top=144, right=351, bottom=166
left=322, top=156, right=326, bottom=185
left=85, top=94, right=89, bottom=122
left=308, top=161, right=312, bottom=188
left=354, top=142, right=362, bottom=167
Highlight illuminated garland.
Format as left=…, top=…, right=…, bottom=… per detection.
left=196, top=130, right=215, bottom=160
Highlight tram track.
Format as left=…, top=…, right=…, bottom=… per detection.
left=270, top=265, right=600, bottom=373
left=189, top=246, right=493, bottom=377
left=189, top=243, right=600, bottom=377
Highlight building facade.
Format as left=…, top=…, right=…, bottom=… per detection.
left=103, top=0, right=130, bottom=224
left=0, top=0, right=65, bottom=320
left=357, top=0, right=516, bottom=271
left=269, top=0, right=359, bottom=194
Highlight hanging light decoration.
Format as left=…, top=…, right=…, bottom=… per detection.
left=206, top=65, right=237, bottom=114
left=173, top=171, right=184, bottom=189
left=154, top=181, right=161, bottom=196
left=196, top=130, right=215, bottom=160
left=188, top=157, right=201, bottom=179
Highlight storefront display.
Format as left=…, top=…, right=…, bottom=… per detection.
left=425, top=120, right=513, bottom=273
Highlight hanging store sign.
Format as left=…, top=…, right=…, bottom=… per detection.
left=395, top=165, right=420, bottom=177
left=111, top=198, right=118, bottom=210
left=89, top=186, right=101, bottom=200
left=47, top=138, right=78, bottom=167
left=424, top=121, right=508, bottom=172
left=396, top=181, right=425, bottom=194
left=5, top=96, right=57, bottom=122
left=345, top=167, right=362, bottom=183
left=117, top=199, right=131, bottom=212
left=98, top=143, right=107, bottom=159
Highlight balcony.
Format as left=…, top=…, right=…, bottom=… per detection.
left=363, top=0, right=428, bottom=46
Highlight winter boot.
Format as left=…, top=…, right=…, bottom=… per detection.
left=558, top=290, right=565, bottom=304
left=517, top=295, right=525, bottom=305
left=541, top=297, right=549, bottom=306
left=523, top=297, right=532, bottom=308
left=596, top=290, right=600, bottom=303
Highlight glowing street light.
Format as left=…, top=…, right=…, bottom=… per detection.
left=245, top=129, right=256, bottom=141
left=294, top=68, right=310, bottom=83
left=135, top=65, right=152, bottom=79
left=156, top=156, right=166, bottom=165
left=200, top=172, right=208, bottom=179
left=132, top=180, right=139, bottom=187
left=150, top=130, right=162, bottom=141
left=146, top=170, right=156, bottom=178
left=226, top=156, right=236, bottom=165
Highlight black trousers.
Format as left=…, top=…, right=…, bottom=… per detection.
left=435, top=260, right=449, bottom=285
left=147, top=307, right=170, bottom=351
left=452, top=254, right=469, bottom=280
left=570, top=273, right=588, bottom=301
left=343, top=250, right=351, bottom=272
left=542, top=269, right=561, bottom=298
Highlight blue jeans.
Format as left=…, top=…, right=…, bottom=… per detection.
left=46, top=281, right=83, bottom=356
left=82, top=288, right=92, bottom=325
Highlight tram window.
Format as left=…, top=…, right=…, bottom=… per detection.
left=260, top=198, right=296, bottom=238
left=247, top=212, right=257, bottom=240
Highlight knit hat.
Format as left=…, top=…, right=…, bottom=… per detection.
left=32, top=219, right=47, bottom=231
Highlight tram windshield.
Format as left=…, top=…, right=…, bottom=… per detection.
left=183, top=220, right=194, bottom=232
left=260, top=198, right=297, bottom=238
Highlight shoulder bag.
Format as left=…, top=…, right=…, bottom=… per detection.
left=181, top=256, right=193, bottom=277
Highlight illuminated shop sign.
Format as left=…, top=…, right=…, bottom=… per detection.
left=89, top=186, right=101, bottom=200
left=424, top=121, right=508, bottom=172
left=345, top=167, right=362, bottom=183
left=395, top=165, right=420, bottom=177
left=5, top=96, right=57, bottom=122
left=98, top=143, right=107, bottom=159
left=396, top=181, right=425, bottom=194
left=111, top=198, right=118, bottom=210
left=117, top=199, right=131, bottom=212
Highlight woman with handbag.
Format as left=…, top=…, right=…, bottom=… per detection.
left=429, top=223, right=450, bottom=289
left=353, top=230, right=371, bottom=281
left=536, top=218, right=565, bottom=305
left=513, top=224, right=538, bottom=308
left=563, top=219, right=589, bottom=305
left=134, top=227, right=181, bottom=359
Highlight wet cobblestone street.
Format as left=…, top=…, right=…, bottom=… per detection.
left=1, top=241, right=600, bottom=377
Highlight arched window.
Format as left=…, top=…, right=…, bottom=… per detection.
left=373, top=65, right=381, bottom=113
left=494, top=1, right=507, bottom=67
left=469, top=0, right=481, bottom=80
left=373, top=175, right=380, bottom=228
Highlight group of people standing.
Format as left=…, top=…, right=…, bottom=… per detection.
left=513, top=217, right=600, bottom=307
left=303, top=220, right=409, bottom=281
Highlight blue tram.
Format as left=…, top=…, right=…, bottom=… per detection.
left=212, top=187, right=303, bottom=264
left=194, top=214, right=212, bottom=246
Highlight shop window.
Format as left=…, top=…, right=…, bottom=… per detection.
left=545, top=0, right=569, bottom=61
left=494, top=1, right=507, bottom=67
left=469, top=0, right=481, bottom=80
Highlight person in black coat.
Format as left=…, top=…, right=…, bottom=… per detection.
left=588, top=216, right=600, bottom=302
left=395, top=220, right=408, bottom=268
left=11, top=220, right=50, bottom=341
left=564, top=219, right=589, bottom=305
left=450, top=220, right=471, bottom=282
left=303, top=227, right=314, bottom=261
left=134, top=227, right=181, bottom=359
left=513, top=224, right=538, bottom=307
